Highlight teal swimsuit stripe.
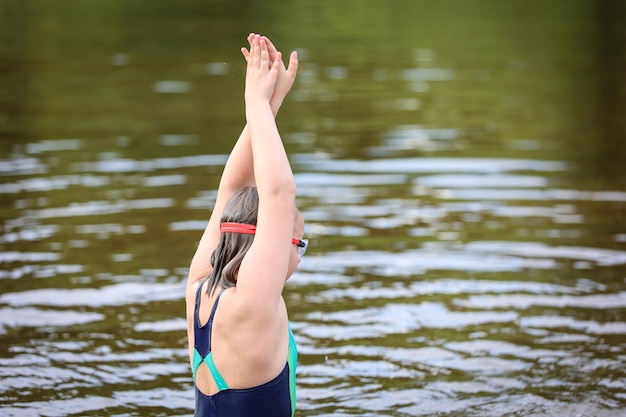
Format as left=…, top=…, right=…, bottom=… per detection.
left=192, top=349, right=229, bottom=391
left=192, top=328, right=297, bottom=400
left=287, top=324, right=298, bottom=415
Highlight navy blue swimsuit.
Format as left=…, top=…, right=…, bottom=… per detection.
left=192, top=283, right=297, bottom=417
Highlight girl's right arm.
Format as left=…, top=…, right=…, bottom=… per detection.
left=235, top=35, right=298, bottom=309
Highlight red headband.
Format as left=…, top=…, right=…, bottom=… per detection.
left=220, top=222, right=256, bottom=235
left=221, top=222, right=302, bottom=246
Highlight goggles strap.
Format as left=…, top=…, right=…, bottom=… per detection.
left=220, top=222, right=257, bottom=235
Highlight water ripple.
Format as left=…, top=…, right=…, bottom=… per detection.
left=455, top=292, right=626, bottom=310
left=0, top=282, right=183, bottom=307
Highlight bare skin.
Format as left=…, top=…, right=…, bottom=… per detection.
left=185, top=34, right=300, bottom=395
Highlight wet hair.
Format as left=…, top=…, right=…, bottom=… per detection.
left=206, top=186, right=259, bottom=296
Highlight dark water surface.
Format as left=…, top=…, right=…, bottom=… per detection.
left=1, top=1, right=625, bottom=416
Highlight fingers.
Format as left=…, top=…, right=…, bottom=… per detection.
left=244, top=33, right=292, bottom=73
left=262, top=36, right=277, bottom=53
left=251, top=34, right=261, bottom=65
left=262, top=36, right=278, bottom=61
left=286, top=50, right=298, bottom=77
left=260, top=37, right=270, bottom=66
left=241, top=33, right=254, bottom=62
left=268, top=51, right=281, bottom=84
left=272, top=51, right=282, bottom=69
left=247, top=34, right=269, bottom=70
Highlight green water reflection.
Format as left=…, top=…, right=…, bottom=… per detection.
left=2, top=1, right=625, bottom=172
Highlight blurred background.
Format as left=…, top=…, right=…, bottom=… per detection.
left=1, top=0, right=625, bottom=416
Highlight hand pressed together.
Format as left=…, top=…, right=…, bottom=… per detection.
left=242, top=33, right=298, bottom=114
left=244, top=34, right=281, bottom=107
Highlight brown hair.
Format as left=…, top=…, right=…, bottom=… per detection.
left=206, top=186, right=259, bottom=296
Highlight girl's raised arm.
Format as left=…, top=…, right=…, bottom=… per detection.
left=186, top=34, right=298, bottom=289
left=235, top=35, right=297, bottom=307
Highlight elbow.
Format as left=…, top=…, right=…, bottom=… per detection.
left=262, top=177, right=297, bottom=201
left=283, top=178, right=297, bottom=198
left=275, top=179, right=297, bottom=200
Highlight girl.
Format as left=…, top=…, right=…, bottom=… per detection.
left=185, top=34, right=303, bottom=417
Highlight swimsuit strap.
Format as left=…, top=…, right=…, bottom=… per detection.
left=192, top=281, right=229, bottom=389
left=193, top=281, right=224, bottom=333
left=206, top=289, right=225, bottom=349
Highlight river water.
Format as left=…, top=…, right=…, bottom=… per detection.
left=1, top=1, right=625, bottom=416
